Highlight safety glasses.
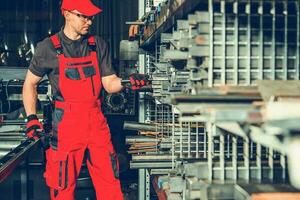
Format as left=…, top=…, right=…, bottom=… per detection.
left=68, top=11, right=95, bottom=22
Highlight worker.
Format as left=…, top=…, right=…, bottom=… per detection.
left=22, top=0, right=148, bottom=199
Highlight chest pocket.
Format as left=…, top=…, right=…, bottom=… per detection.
left=83, top=66, right=96, bottom=78
left=65, top=68, right=80, bottom=80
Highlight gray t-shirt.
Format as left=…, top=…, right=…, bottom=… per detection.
left=29, top=30, right=115, bottom=95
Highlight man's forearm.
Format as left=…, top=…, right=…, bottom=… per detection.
left=109, top=76, right=123, bottom=93
left=102, top=75, right=124, bottom=93
left=22, top=83, right=38, bottom=116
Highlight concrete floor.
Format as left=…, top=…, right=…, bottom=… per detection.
left=0, top=163, right=139, bottom=200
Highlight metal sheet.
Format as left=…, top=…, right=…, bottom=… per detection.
left=257, top=80, right=300, bottom=102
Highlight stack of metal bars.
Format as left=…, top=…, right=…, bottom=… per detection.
left=144, top=100, right=207, bottom=165
left=0, top=133, right=25, bottom=158
left=144, top=100, right=173, bottom=153
left=142, top=0, right=300, bottom=183
left=174, top=120, right=206, bottom=159
left=207, top=0, right=300, bottom=86
left=204, top=123, right=286, bottom=182
left=182, top=0, right=299, bottom=182
left=143, top=42, right=209, bottom=164
left=0, top=126, right=26, bottom=159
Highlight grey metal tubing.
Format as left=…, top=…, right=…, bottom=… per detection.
left=0, top=138, right=40, bottom=183
left=126, top=136, right=160, bottom=143
left=123, top=121, right=189, bottom=132
left=0, top=132, right=23, bottom=136
left=0, top=136, right=25, bottom=140
left=0, top=154, right=7, bottom=158
left=130, top=161, right=172, bottom=169
left=0, top=141, right=23, bottom=148
left=0, top=149, right=10, bottom=154
left=0, top=120, right=26, bottom=125
left=132, top=154, right=175, bottom=161
left=124, top=121, right=158, bottom=132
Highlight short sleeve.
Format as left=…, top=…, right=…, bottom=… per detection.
left=28, top=38, right=55, bottom=77
left=95, top=37, right=116, bottom=77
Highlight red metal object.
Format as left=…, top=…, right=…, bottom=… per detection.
left=152, top=176, right=167, bottom=200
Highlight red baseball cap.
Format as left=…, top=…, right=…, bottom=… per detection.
left=61, top=0, right=102, bottom=16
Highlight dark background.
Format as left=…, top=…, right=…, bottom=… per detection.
left=0, top=0, right=139, bottom=66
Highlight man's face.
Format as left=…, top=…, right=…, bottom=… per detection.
left=65, top=10, right=94, bottom=35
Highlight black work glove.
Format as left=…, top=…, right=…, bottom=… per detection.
left=129, top=73, right=150, bottom=90
left=25, top=114, right=44, bottom=140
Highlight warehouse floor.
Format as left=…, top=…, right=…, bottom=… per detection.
left=0, top=164, right=140, bottom=200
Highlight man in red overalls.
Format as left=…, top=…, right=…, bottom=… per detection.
left=22, top=0, right=148, bottom=199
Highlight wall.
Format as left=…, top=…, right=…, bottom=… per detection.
left=0, top=0, right=138, bottom=67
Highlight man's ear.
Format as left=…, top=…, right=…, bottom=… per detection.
left=63, top=10, right=70, bottom=19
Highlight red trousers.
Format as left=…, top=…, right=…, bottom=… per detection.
left=44, top=107, right=124, bottom=200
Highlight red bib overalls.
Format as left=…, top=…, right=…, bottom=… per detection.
left=43, top=34, right=123, bottom=200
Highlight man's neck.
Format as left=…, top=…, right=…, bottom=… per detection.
left=63, top=25, right=81, bottom=40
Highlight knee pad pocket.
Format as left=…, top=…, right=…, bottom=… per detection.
left=44, top=148, right=69, bottom=190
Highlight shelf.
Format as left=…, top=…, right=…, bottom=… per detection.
left=140, top=0, right=203, bottom=48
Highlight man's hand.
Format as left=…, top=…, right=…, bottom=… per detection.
left=129, top=73, right=150, bottom=90
left=26, top=114, right=44, bottom=140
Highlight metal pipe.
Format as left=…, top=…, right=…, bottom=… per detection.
left=0, top=150, right=9, bottom=157
left=123, top=121, right=191, bottom=132
left=0, top=136, right=25, bottom=141
left=0, top=120, right=26, bottom=125
left=0, top=132, right=23, bottom=136
left=126, top=136, right=160, bottom=143
left=0, top=141, right=23, bottom=149
left=0, top=138, right=40, bottom=183
left=124, top=121, right=158, bottom=132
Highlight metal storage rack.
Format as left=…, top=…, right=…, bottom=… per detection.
left=131, top=0, right=300, bottom=199
left=207, top=0, right=300, bottom=86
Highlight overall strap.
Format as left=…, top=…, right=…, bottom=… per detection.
left=50, top=34, right=63, bottom=55
left=88, top=36, right=97, bottom=52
